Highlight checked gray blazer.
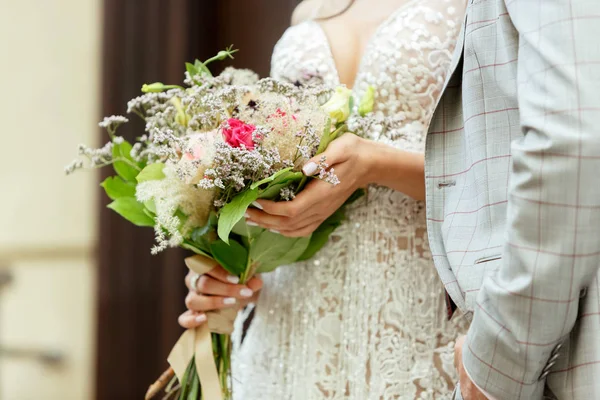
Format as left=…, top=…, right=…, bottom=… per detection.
left=425, top=0, right=600, bottom=399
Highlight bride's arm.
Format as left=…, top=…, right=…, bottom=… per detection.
left=245, top=133, right=426, bottom=238
left=363, top=140, right=425, bottom=201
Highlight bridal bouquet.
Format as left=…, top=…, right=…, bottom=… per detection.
left=66, top=48, right=373, bottom=400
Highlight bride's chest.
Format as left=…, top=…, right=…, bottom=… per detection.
left=271, top=2, right=463, bottom=120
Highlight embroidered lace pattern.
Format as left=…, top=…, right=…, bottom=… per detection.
left=232, top=2, right=469, bottom=398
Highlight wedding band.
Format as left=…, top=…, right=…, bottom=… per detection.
left=189, top=273, right=201, bottom=294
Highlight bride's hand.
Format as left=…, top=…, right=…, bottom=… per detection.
left=246, top=134, right=374, bottom=237
left=178, top=266, right=263, bottom=329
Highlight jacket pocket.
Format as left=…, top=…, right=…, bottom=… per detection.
left=474, top=254, right=502, bottom=264
left=463, top=255, right=503, bottom=313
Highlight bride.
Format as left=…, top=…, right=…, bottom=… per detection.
left=179, top=0, right=468, bottom=398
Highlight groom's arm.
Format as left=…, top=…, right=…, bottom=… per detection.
left=462, top=1, right=600, bottom=399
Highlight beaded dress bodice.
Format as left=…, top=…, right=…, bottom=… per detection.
left=232, top=2, right=468, bottom=399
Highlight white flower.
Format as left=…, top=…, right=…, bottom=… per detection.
left=321, top=86, right=352, bottom=124
left=99, top=115, right=129, bottom=128
left=136, top=165, right=215, bottom=251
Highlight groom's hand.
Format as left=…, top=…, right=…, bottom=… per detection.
left=454, top=336, right=489, bottom=400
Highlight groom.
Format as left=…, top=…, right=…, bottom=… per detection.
left=425, top=0, right=600, bottom=399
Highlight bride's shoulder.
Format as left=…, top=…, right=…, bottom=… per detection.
left=291, top=0, right=321, bottom=25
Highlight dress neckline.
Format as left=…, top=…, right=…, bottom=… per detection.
left=305, top=0, right=420, bottom=90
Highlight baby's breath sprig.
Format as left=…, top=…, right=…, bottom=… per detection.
left=98, top=115, right=129, bottom=139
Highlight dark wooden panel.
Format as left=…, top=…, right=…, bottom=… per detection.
left=215, top=0, right=299, bottom=76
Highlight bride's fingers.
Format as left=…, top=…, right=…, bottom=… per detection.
left=279, top=221, right=322, bottom=238
left=246, top=208, right=318, bottom=230
left=252, top=188, right=315, bottom=219
left=258, top=213, right=324, bottom=235
left=178, top=310, right=207, bottom=329
left=185, top=291, right=238, bottom=312
left=185, top=266, right=240, bottom=288
left=205, top=265, right=241, bottom=284
left=246, top=209, right=321, bottom=231
left=192, top=275, right=255, bottom=299
left=246, top=275, right=263, bottom=292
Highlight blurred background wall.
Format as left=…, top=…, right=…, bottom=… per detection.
left=0, top=1, right=298, bottom=399
left=0, top=0, right=101, bottom=399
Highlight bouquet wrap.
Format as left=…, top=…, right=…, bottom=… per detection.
left=66, top=48, right=375, bottom=399
left=168, top=255, right=237, bottom=400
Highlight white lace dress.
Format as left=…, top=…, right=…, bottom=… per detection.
left=232, top=1, right=468, bottom=399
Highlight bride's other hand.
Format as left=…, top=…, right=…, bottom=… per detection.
left=246, top=133, right=426, bottom=237
left=246, top=134, right=371, bottom=238
left=178, top=266, right=263, bottom=329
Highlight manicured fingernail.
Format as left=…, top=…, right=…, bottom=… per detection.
left=240, top=288, right=253, bottom=298
left=223, top=297, right=236, bottom=305
left=302, top=162, right=318, bottom=176
left=246, top=220, right=259, bottom=227
left=227, top=275, right=240, bottom=284
left=195, top=314, right=207, bottom=323
left=270, top=229, right=280, bottom=234
left=251, top=201, right=263, bottom=210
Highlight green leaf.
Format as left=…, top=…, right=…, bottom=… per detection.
left=112, top=140, right=139, bottom=182
left=181, top=241, right=212, bottom=258
left=136, top=162, right=165, bottom=182
left=316, top=118, right=332, bottom=155
left=217, top=189, right=259, bottom=243
left=329, top=123, right=348, bottom=142
left=250, top=231, right=311, bottom=273
left=187, top=216, right=217, bottom=254
left=250, top=167, right=293, bottom=190
left=258, top=182, right=291, bottom=200
left=143, top=207, right=155, bottom=220
left=257, top=171, right=304, bottom=200
left=295, top=175, right=309, bottom=193
left=100, top=176, right=136, bottom=200
left=194, top=59, right=212, bottom=77
left=143, top=199, right=156, bottom=214
left=297, top=208, right=346, bottom=261
left=107, top=197, right=155, bottom=227
left=345, top=188, right=366, bottom=205
left=177, top=359, right=195, bottom=400
left=358, top=86, right=375, bottom=117
left=255, top=235, right=311, bottom=273
left=185, top=62, right=198, bottom=77
left=191, top=215, right=214, bottom=240
left=232, top=218, right=264, bottom=237
left=187, top=372, right=200, bottom=400
left=210, top=239, right=248, bottom=276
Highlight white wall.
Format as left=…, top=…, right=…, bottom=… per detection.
left=0, top=0, right=101, bottom=398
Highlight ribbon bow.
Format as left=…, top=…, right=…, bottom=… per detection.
left=167, top=255, right=237, bottom=400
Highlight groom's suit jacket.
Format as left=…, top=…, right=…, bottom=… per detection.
left=425, top=0, right=600, bottom=399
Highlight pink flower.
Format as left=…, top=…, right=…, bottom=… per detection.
left=267, top=108, right=298, bottom=136
left=268, top=108, right=298, bottom=124
left=183, top=142, right=205, bottom=161
left=222, top=118, right=256, bottom=150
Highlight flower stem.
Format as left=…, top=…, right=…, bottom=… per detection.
left=91, top=157, right=142, bottom=172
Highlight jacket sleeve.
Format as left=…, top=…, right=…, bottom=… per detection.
left=463, top=1, right=600, bottom=398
